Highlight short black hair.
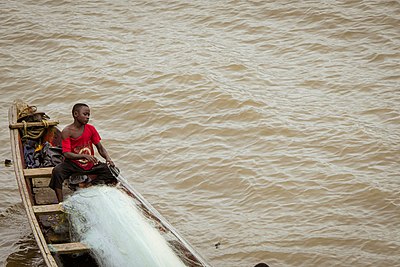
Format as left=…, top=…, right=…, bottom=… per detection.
left=72, top=103, right=89, bottom=115
left=254, top=264, right=269, bottom=267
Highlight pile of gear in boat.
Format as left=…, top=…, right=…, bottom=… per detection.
left=16, top=100, right=87, bottom=189
left=16, top=100, right=63, bottom=168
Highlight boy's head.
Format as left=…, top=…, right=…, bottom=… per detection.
left=72, top=103, right=91, bottom=125
left=72, top=103, right=89, bottom=117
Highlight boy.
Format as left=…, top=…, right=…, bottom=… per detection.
left=49, top=103, right=116, bottom=202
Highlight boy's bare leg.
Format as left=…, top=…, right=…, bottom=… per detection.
left=55, top=188, right=63, bottom=203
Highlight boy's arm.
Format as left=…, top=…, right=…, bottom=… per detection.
left=95, top=142, right=114, bottom=166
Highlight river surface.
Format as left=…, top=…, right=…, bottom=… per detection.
left=0, top=1, right=399, bottom=266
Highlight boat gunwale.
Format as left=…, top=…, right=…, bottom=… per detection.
left=9, top=104, right=59, bottom=266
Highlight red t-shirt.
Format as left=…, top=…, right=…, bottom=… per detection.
left=62, top=124, right=101, bottom=170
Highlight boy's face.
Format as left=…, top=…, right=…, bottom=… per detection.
left=74, top=106, right=90, bottom=124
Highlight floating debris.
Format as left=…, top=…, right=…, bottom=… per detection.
left=4, top=159, right=12, bottom=167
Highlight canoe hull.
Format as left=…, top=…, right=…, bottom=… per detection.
left=8, top=101, right=210, bottom=267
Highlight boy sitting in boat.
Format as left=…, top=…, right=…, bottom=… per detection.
left=49, top=103, right=116, bottom=202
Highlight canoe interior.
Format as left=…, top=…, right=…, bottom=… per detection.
left=9, top=102, right=209, bottom=267
left=9, top=103, right=98, bottom=266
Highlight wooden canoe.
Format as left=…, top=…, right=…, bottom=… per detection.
left=9, top=100, right=210, bottom=267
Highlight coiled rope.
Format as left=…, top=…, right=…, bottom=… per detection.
left=21, top=119, right=50, bottom=140
left=16, top=102, right=51, bottom=140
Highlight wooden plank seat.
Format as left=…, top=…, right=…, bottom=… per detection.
left=48, top=242, right=90, bottom=254
left=33, top=204, right=63, bottom=215
left=24, top=167, right=54, bottom=178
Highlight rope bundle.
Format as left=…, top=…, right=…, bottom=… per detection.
left=15, top=100, right=51, bottom=140
left=21, top=119, right=50, bottom=140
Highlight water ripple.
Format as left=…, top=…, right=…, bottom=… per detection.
left=0, top=0, right=399, bottom=266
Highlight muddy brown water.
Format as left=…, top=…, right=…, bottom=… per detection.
left=0, top=1, right=399, bottom=266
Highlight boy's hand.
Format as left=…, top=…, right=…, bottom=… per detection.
left=106, top=159, right=115, bottom=167
left=84, top=154, right=98, bottom=164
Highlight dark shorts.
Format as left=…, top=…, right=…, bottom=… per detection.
left=49, top=160, right=115, bottom=190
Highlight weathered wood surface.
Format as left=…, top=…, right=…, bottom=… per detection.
left=33, top=177, right=51, bottom=188
left=33, top=187, right=72, bottom=205
left=24, top=167, right=53, bottom=178
left=48, top=242, right=89, bottom=254
left=9, top=120, right=59, bottom=129
left=33, top=204, right=63, bottom=215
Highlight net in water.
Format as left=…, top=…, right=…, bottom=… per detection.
left=63, top=186, right=186, bottom=267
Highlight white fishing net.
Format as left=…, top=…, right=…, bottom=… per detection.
left=63, top=186, right=186, bottom=267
